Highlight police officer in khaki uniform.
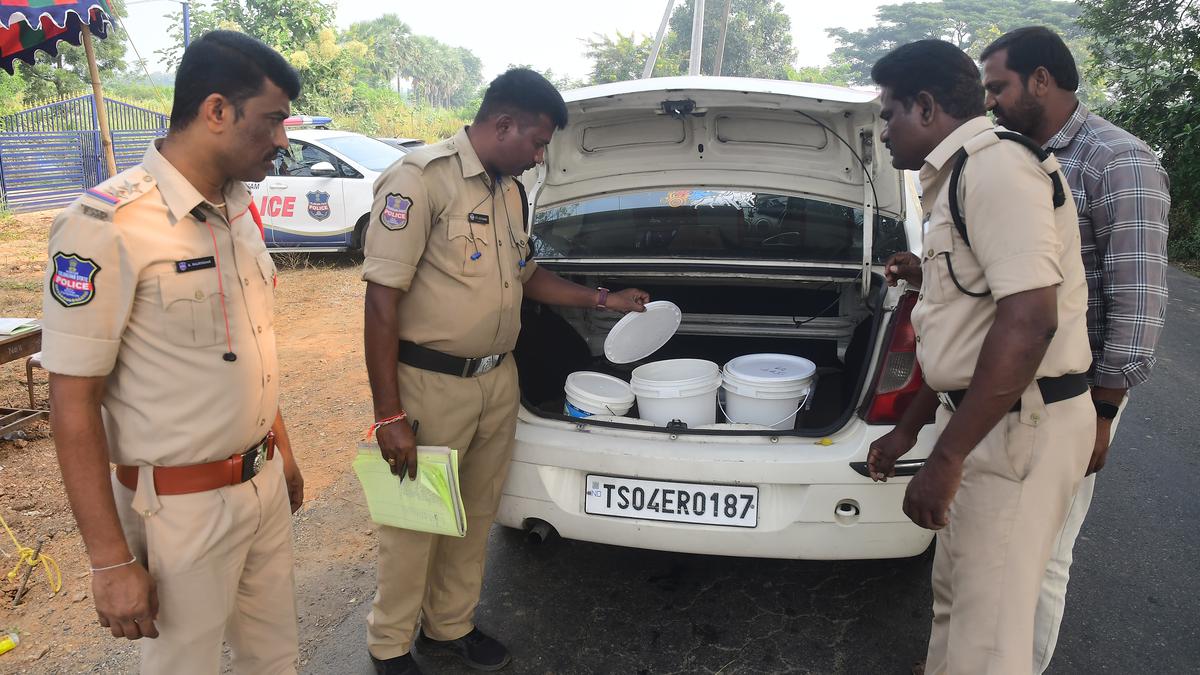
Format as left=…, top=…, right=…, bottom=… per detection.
left=864, top=41, right=1095, bottom=674
left=42, top=32, right=305, bottom=674
left=362, top=69, right=647, bottom=674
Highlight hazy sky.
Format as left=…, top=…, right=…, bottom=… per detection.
left=118, top=0, right=891, bottom=79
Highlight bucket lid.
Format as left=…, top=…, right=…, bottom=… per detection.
left=723, top=353, right=816, bottom=386
left=565, top=371, right=635, bottom=406
left=604, top=300, right=682, bottom=364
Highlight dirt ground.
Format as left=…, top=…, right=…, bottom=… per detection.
left=0, top=210, right=377, bottom=672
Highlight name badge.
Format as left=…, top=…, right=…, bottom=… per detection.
left=468, top=213, right=490, bottom=225
left=176, top=256, right=216, bottom=273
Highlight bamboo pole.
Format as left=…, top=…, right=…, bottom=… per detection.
left=81, top=28, right=118, bottom=179
left=713, top=0, right=733, bottom=76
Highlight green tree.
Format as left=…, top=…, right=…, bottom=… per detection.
left=158, top=0, right=335, bottom=69
left=15, top=0, right=129, bottom=102
left=584, top=31, right=657, bottom=84
left=827, top=0, right=1086, bottom=84
left=1079, top=0, right=1200, bottom=259
left=662, top=0, right=796, bottom=78
left=285, top=28, right=367, bottom=114
left=786, top=60, right=854, bottom=87
left=344, top=14, right=413, bottom=91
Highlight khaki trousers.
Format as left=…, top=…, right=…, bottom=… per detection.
left=112, top=454, right=299, bottom=675
left=924, top=390, right=1094, bottom=675
left=367, top=357, right=519, bottom=659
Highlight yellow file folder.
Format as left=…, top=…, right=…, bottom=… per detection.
left=353, top=442, right=467, bottom=537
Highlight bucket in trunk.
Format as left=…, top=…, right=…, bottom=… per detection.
left=630, top=359, right=721, bottom=427
left=721, top=354, right=816, bottom=430
left=564, top=371, right=635, bottom=418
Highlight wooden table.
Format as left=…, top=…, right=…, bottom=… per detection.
left=0, top=327, right=47, bottom=436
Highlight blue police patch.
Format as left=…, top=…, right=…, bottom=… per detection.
left=380, top=193, right=412, bottom=231
left=306, top=190, right=331, bottom=222
left=50, top=252, right=101, bottom=308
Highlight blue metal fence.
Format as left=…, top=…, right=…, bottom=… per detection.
left=0, top=95, right=168, bottom=213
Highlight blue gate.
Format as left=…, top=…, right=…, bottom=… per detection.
left=0, top=95, right=168, bottom=213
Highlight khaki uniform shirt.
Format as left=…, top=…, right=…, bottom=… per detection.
left=912, top=117, right=1092, bottom=393
left=41, top=141, right=279, bottom=466
left=362, top=127, right=538, bottom=358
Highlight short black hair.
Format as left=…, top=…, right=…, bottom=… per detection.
left=871, top=39, right=986, bottom=120
left=980, top=26, right=1080, bottom=92
left=474, top=68, right=568, bottom=130
left=170, top=30, right=301, bottom=130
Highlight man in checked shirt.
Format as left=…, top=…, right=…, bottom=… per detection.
left=979, top=27, right=1171, bottom=673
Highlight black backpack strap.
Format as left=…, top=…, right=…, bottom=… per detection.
left=514, top=179, right=530, bottom=230
left=948, top=131, right=1067, bottom=250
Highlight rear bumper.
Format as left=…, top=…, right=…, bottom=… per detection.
left=497, top=410, right=936, bottom=560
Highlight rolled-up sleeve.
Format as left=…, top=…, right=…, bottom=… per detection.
left=1092, top=149, right=1171, bottom=388
left=362, top=163, right=432, bottom=291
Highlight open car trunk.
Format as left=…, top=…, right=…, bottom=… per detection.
left=514, top=265, right=887, bottom=436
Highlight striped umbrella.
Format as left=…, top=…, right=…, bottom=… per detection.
left=0, top=0, right=114, bottom=74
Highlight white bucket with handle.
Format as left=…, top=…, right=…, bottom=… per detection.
left=564, top=371, right=635, bottom=418
left=629, top=359, right=722, bottom=427
left=721, top=354, right=816, bottom=430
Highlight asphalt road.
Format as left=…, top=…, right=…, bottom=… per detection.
left=303, top=267, right=1200, bottom=675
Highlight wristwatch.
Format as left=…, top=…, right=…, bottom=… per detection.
left=595, top=286, right=610, bottom=309
left=1093, top=399, right=1121, bottom=420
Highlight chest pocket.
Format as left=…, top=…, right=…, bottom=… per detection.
left=920, top=225, right=989, bottom=304
left=447, top=215, right=491, bottom=278
left=158, top=271, right=224, bottom=347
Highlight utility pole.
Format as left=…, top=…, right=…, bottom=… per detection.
left=713, top=0, right=733, bottom=76
left=643, top=0, right=675, bottom=79
left=182, top=1, right=191, bottom=47
left=688, top=0, right=705, bottom=76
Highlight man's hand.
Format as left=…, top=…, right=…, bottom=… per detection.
left=606, top=288, right=650, bottom=313
left=868, top=427, right=919, bottom=482
left=282, top=454, right=304, bottom=513
left=377, top=419, right=418, bottom=480
left=92, top=562, right=159, bottom=640
left=883, top=251, right=922, bottom=288
left=1087, top=417, right=1113, bottom=476
left=902, top=452, right=963, bottom=530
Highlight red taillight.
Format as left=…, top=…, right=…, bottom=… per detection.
left=863, top=292, right=925, bottom=424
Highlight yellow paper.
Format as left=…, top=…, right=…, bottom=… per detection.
left=353, top=442, right=466, bottom=537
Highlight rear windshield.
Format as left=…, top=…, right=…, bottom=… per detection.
left=532, top=188, right=906, bottom=264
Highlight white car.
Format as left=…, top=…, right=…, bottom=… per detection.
left=499, top=77, right=937, bottom=560
left=246, top=129, right=407, bottom=251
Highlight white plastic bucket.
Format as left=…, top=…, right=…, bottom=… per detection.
left=721, top=354, right=816, bottom=430
left=629, top=359, right=722, bottom=427
left=564, top=371, right=635, bottom=418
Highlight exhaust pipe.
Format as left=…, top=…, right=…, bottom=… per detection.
left=524, top=518, right=557, bottom=545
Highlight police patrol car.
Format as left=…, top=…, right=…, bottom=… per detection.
left=246, top=116, right=409, bottom=251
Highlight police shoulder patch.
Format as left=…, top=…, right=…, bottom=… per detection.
left=380, top=193, right=413, bottom=231
left=50, top=251, right=101, bottom=308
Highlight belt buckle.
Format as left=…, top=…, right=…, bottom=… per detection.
left=936, top=392, right=956, bottom=412
left=466, top=354, right=499, bottom=377
left=241, top=442, right=266, bottom=482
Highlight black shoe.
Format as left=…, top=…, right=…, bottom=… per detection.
left=414, top=627, right=512, bottom=671
left=370, top=651, right=425, bottom=675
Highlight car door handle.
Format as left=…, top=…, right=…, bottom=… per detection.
left=268, top=182, right=287, bottom=189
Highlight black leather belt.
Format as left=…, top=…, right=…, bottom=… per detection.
left=398, top=340, right=506, bottom=378
left=938, top=372, right=1088, bottom=413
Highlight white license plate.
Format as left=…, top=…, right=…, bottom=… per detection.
left=584, top=475, right=758, bottom=528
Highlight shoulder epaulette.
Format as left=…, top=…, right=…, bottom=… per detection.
left=401, top=139, right=458, bottom=171
left=80, top=167, right=157, bottom=220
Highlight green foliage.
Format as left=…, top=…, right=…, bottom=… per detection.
left=827, top=0, right=1087, bottom=84
left=0, top=71, right=26, bottom=118
left=284, top=29, right=367, bottom=114
left=1079, top=0, right=1200, bottom=260
left=663, top=0, right=796, bottom=78
left=14, top=0, right=129, bottom=101
left=157, top=0, right=334, bottom=69
left=344, top=14, right=412, bottom=91
left=584, top=32, right=659, bottom=84
left=786, top=61, right=854, bottom=87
